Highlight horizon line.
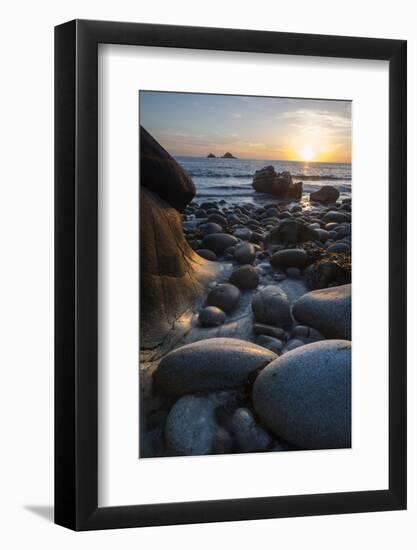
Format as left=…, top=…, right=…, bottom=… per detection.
left=172, top=154, right=351, bottom=165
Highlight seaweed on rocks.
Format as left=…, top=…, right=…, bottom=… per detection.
left=301, top=242, right=351, bottom=289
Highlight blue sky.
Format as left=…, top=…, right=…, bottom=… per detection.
left=140, top=91, right=351, bottom=162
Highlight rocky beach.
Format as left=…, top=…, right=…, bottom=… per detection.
left=140, top=127, right=352, bottom=458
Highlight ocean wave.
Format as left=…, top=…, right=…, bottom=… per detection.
left=293, top=174, right=350, bottom=181
left=197, top=186, right=351, bottom=197
left=201, top=184, right=249, bottom=191
left=187, top=171, right=254, bottom=178
left=201, top=182, right=351, bottom=192
left=303, top=184, right=351, bottom=193
left=197, top=191, right=256, bottom=197
left=188, top=171, right=350, bottom=181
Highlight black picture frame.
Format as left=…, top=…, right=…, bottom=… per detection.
left=55, top=19, right=407, bottom=531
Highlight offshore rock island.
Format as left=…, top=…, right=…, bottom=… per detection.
left=207, top=152, right=238, bottom=159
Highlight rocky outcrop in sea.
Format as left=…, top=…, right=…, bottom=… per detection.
left=252, top=165, right=302, bottom=199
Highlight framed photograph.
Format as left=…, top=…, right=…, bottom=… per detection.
left=55, top=19, right=407, bottom=530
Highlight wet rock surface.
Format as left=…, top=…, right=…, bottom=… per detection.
left=310, top=185, right=340, bottom=204
left=202, top=233, right=239, bottom=253
left=293, top=284, right=351, bottom=339
left=229, top=265, right=260, bottom=290
left=165, top=393, right=227, bottom=456
left=231, top=408, right=272, bottom=452
left=255, top=334, right=284, bottom=354
left=253, top=340, right=351, bottom=449
left=196, top=248, right=217, bottom=261
left=198, top=306, right=226, bottom=327
left=252, top=286, right=292, bottom=326
left=234, top=242, right=256, bottom=264
left=207, top=283, right=241, bottom=313
left=140, top=145, right=352, bottom=457
left=153, top=337, right=277, bottom=397
left=252, top=166, right=302, bottom=199
left=270, top=248, right=308, bottom=269
left=140, top=133, right=222, bottom=350
left=265, top=220, right=318, bottom=245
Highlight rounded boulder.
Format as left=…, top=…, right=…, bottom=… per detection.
left=252, top=286, right=292, bottom=326
left=270, top=248, right=308, bottom=269
left=231, top=408, right=272, bottom=452
left=198, top=306, right=226, bottom=327
left=309, top=185, right=340, bottom=204
left=202, top=233, right=239, bottom=254
left=229, top=265, right=260, bottom=290
left=233, top=227, right=253, bottom=241
left=323, top=211, right=350, bottom=224
left=292, top=284, right=351, bottom=339
left=199, top=222, right=223, bottom=236
left=196, top=248, right=217, bottom=261
left=207, top=283, right=241, bottom=313
left=253, top=340, right=351, bottom=449
left=165, top=394, right=219, bottom=455
left=207, top=213, right=227, bottom=226
left=234, top=242, right=256, bottom=265
left=255, top=334, right=284, bottom=354
left=154, top=337, right=278, bottom=396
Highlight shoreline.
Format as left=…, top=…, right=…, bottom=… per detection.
left=141, top=185, right=351, bottom=458
left=175, top=157, right=352, bottom=206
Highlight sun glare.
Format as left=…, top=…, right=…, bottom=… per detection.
left=298, top=146, right=316, bottom=162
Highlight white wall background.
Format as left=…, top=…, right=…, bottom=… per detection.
left=0, top=0, right=415, bottom=548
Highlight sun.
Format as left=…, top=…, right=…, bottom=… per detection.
left=298, top=146, right=316, bottom=162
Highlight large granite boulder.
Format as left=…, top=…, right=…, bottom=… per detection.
left=310, top=185, right=340, bottom=203
left=141, top=188, right=220, bottom=349
left=292, top=284, right=351, bottom=339
left=140, top=126, right=195, bottom=212
left=252, top=166, right=302, bottom=199
left=153, top=337, right=277, bottom=397
left=253, top=340, right=351, bottom=449
left=140, top=129, right=221, bottom=351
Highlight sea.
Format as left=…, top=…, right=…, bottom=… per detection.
left=175, top=156, right=351, bottom=206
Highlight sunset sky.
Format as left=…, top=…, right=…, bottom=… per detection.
left=140, top=91, right=351, bottom=163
